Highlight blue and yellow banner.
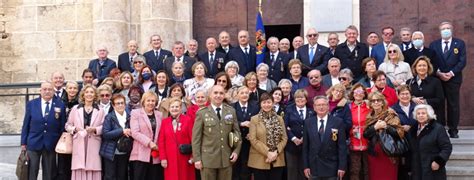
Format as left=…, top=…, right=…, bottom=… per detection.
left=255, top=6, right=266, bottom=65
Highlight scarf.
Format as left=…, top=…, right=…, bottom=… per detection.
left=258, top=110, right=284, bottom=152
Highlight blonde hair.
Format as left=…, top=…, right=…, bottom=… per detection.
left=79, top=84, right=98, bottom=104
left=140, top=91, right=158, bottom=107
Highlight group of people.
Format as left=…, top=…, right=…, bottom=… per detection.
left=20, top=20, right=465, bottom=180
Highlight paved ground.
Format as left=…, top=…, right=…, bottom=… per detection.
left=1, top=131, right=473, bottom=179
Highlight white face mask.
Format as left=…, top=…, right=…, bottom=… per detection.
left=441, top=29, right=452, bottom=39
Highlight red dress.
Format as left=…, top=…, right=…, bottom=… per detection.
left=158, top=114, right=195, bottom=180
left=367, top=143, right=398, bottom=180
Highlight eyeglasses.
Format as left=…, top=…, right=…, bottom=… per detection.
left=100, top=94, right=111, bottom=98
left=217, top=79, right=227, bottom=83
left=307, top=34, right=318, bottom=37
left=338, top=77, right=348, bottom=81
left=133, top=61, right=144, bottom=64
left=388, top=50, right=397, bottom=54
left=114, top=102, right=125, bottom=105
left=309, top=76, right=320, bottom=80
left=353, top=89, right=365, bottom=94
left=370, top=99, right=383, bottom=103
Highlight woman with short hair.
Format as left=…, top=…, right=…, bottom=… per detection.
left=183, top=62, right=215, bottom=102
left=256, top=63, right=277, bottom=92
left=225, top=61, right=245, bottom=88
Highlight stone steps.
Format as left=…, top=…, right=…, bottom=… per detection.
left=446, top=130, right=474, bottom=180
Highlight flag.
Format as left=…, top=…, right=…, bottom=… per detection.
left=255, top=9, right=266, bottom=65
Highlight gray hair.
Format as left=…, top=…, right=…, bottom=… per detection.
left=225, top=60, right=240, bottom=72
left=278, top=78, right=292, bottom=87
left=328, top=57, right=341, bottom=65
left=412, top=31, right=424, bottom=39
left=172, top=61, right=184, bottom=68
left=400, top=27, right=412, bottom=33
left=313, top=95, right=329, bottom=104
left=413, top=104, right=437, bottom=120
left=256, top=63, right=269, bottom=71
left=133, top=55, right=147, bottom=65
left=339, top=68, right=354, bottom=80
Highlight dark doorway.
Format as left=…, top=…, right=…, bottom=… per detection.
left=264, top=24, right=301, bottom=52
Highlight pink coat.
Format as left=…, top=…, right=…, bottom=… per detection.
left=129, top=108, right=162, bottom=164
left=65, top=105, right=105, bottom=171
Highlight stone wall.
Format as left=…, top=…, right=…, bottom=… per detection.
left=0, top=0, right=193, bottom=134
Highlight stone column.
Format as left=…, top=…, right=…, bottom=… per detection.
left=140, top=0, right=193, bottom=52
left=92, top=0, right=130, bottom=59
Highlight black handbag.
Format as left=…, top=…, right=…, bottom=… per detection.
left=117, top=136, right=133, bottom=153
left=378, top=130, right=409, bottom=157
left=178, top=144, right=192, bottom=155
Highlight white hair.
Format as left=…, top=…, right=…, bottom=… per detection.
left=225, top=60, right=240, bottom=72
left=412, top=31, right=424, bottom=39
left=413, top=104, right=437, bottom=120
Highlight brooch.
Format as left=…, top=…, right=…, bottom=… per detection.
left=331, top=128, right=338, bottom=141
left=454, top=48, right=459, bottom=54
left=54, top=107, right=61, bottom=119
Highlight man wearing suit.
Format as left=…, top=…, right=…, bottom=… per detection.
left=399, top=27, right=413, bottom=52
left=297, top=28, right=329, bottom=76
left=264, top=37, right=288, bottom=83
left=227, top=30, right=257, bottom=76
left=232, top=86, right=260, bottom=180
left=371, top=26, right=395, bottom=66
left=88, top=46, right=117, bottom=86
left=429, top=21, right=467, bottom=138
left=185, top=39, right=200, bottom=60
left=288, top=36, right=304, bottom=60
left=284, top=89, right=315, bottom=180
left=335, top=25, right=370, bottom=81
left=327, top=33, right=340, bottom=58
left=163, top=41, right=197, bottom=78
left=279, top=38, right=290, bottom=53
left=303, top=96, right=347, bottom=180
left=366, top=32, right=379, bottom=57
left=143, top=34, right=173, bottom=72
left=199, top=37, right=226, bottom=78
left=118, top=40, right=139, bottom=73
left=217, top=31, right=233, bottom=54
left=322, top=58, right=341, bottom=87
left=21, top=81, right=67, bottom=180
left=193, top=85, right=242, bottom=180
left=403, top=31, right=438, bottom=68
left=51, top=72, right=67, bottom=101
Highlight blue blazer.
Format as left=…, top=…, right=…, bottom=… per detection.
left=87, top=58, right=117, bottom=82
left=232, top=101, right=260, bottom=159
left=21, top=98, right=66, bottom=151
left=264, top=51, right=288, bottom=83
left=99, top=110, right=131, bottom=161
left=370, top=43, right=387, bottom=67
left=198, top=51, right=226, bottom=78
left=284, top=104, right=314, bottom=154
left=143, top=49, right=173, bottom=72
left=297, top=44, right=329, bottom=76
left=226, top=45, right=257, bottom=76
left=391, top=101, right=417, bottom=127
left=322, top=74, right=333, bottom=87
left=429, top=38, right=467, bottom=84
left=117, top=52, right=139, bottom=73
left=303, top=114, right=347, bottom=178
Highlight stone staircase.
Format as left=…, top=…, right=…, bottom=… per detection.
left=446, top=130, right=474, bottom=180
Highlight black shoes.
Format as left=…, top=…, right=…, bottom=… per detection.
left=449, top=130, right=459, bottom=138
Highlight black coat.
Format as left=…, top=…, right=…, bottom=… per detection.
left=232, top=101, right=260, bottom=159
left=335, top=41, right=370, bottom=81
left=409, top=120, right=452, bottom=180
left=406, top=76, right=445, bottom=125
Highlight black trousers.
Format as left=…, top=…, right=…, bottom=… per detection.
left=442, top=81, right=461, bottom=133
left=233, top=141, right=251, bottom=180
left=104, top=154, right=130, bottom=180
left=56, top=153, right=72, bottom=180
left=132, top=160, right=164, bottom=180
left=252, top=166, right=284, bottom=180
left=27, top=149, right=57, bottom=180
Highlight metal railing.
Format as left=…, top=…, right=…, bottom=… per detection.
left=0, top=82, right=43, bottom=105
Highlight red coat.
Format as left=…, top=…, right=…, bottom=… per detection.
left=158, top=114, right=195, bottom=180
left=349, top=101, right=370, bottom=151
left=367, top=86, right=397, bottom=107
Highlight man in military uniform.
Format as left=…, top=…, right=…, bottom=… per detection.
left=193, top=85, right=242, bottom=180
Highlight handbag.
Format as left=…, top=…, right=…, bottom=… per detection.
left=55, top=132, right=73, bottom=154
left=378, top=130, right=409, bottom=157
left=116, top=136, right=133, bottom=153
left=228, top=131, right=240, bottom=149
left=178, top=144, right=192, bottom=155
left=16, top=150, right=29, bottom=180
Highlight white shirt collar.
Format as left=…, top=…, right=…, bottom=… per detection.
left=270, top=50, right=279, bottom=57
left=239, top=102, right=248, bottom=108
left=211, top=104, right=223, bottom=112
left=240, top=45, right=250, bottom=52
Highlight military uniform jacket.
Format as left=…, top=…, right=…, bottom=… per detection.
left=192, top=104, right=242, bottom=168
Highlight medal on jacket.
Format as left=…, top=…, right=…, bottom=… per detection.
left=355, top=50, right=358, bottom=58
left=280, top=60, right=284, bottom=72
left=54, top=107, right=61, bottom=119
left=331, top=128, right=338, bottom=141
left=218, top=58, right=224, bottom=69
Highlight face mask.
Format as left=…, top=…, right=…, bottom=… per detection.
left=142, top=72, right=152, bottom=80
left=441, top=29, right=452, bottom=39
left=412, top=39, right=424, bottom=48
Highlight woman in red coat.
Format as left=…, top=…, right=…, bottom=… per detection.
left=158, top=98, right=195, bottom=180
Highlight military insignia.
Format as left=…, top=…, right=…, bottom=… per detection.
left=331, top=128, right=338, bottom=141
left=454, top=48, right=459, bottom=54
left=205, top=113, right=209, bottom=117
left=280, top=61, right=284, bottom=72
left=224, top=114, right=233, bottom=121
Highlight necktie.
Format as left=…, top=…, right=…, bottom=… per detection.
left=155, top=50, right=159, bottom=59
left=318, top=119, right=324, bottom=140
left=45, top=102, right=50, bottom=117
left=309, top=46, right=315, bottom=64
left=56, top=91, right=60, bottom=98
left=224, top=47, right=228, bottom=53
left=299, top=110, right=304, bottom=119
left=242, top=106, right=247, bottom=115
left=244, top=47, right=249, bottom=55
left=443, top=41, right=449, bottom=54
left=209, top=53, right=214, bottom=71
left=177, top=57, right=181, bottom=62
left=216, top=107, right=221, bottom=120
left=271, top=54, right=275, bottom=66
